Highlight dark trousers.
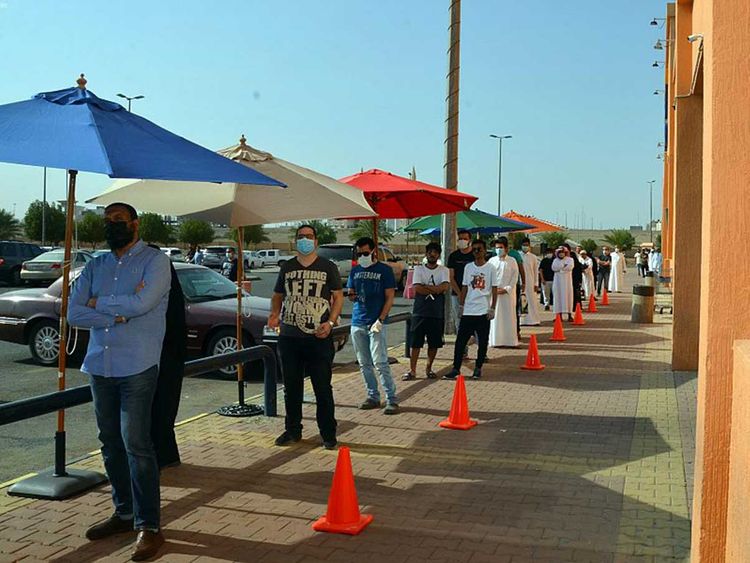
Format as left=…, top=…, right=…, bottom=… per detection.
left=151, top=351, right=184, bottom=468
left=278, top=335, right=336, bottom=441
left=573, top=282, right=582, bottom=311
left=453, top=315, right=490, bottom=371
left=596, top=270, right=610, bottom=295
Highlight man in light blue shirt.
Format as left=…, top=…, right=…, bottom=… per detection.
left=68, top=202, right=170, bottom=561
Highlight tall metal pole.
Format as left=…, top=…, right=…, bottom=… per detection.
left=441, top=0, right=461, bottom=333
left=496, top=138, right=503, bottom=214
left=42, top=167, right=47, bottom=246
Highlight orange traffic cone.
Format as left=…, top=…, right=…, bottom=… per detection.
left=601, top=288, right=610, bottom=306
left=550, top=314, right=567, bottom=342
left=439, top=375, right=478, bottom=430
left=520, top=334, right=545, bottom=370
left=312, top=446, right=373, bottom=535
left=587, top=294, right=598, bottom=313
left=573, top=303, right=586, bottom=326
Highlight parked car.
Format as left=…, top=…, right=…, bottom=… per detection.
left=91, top=249, right=110, bottom=258
left=0, top=263, right=347, bottom=377
left=318, top=243, right=408, bottom=289
left=0, top=241, right=44, bottom=285
left=256, top=249, right=293, bottom=266
left=162, top=247, right=185, bottom=262
left=21, top=249, right=93, bottom=284
left=201, top=246, right=250, bottom=270
left=244, top=251, right=266, bottom=269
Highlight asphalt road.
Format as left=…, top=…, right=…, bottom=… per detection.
left=0, top=266, right=411, bottom=483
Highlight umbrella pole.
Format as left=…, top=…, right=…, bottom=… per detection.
left=236, top=226, right=245, bottom=403
left=373, top=218, right=379, bottom=249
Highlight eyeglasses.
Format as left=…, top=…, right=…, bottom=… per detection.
left=356, top=251, right=372, bottom=257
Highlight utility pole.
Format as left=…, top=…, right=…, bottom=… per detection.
left=442, top=0, right=461, bottom=333
left=647, top=180, right=656, bottom=242
left=42, top=167, right=47, bottom=246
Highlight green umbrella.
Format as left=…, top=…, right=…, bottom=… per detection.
left=403, top=208, right=533, bottom=234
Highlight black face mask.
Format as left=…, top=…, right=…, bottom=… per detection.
left=105, top=221, right=134, bottom=250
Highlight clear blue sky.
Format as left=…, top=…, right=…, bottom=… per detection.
left=0, top=0, right=666, bottom=229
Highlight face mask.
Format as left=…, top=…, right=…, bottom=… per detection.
left=105, top=221, right=134, bottom=250
left=296, top=238, right=315, bottom=255
left=457, top=239, right=469, bottom=250
left=495, top=248, right=506, bottom=257
left=521, top=245, right=530, bottom=252
left=545, top=253, right=553, bottom=259
left=357, top=253, right=373, bottom=268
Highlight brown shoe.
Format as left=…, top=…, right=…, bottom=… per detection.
left=85, top=514, right=134, bottom=540
left=131, top=530, right=165, bottom=561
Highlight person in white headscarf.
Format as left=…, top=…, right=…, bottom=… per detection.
left=552, top=246, right=575, bottom=320
left=488, top=237, right=519, bottom=347
left=579, top=250, right=596, bottom=299
left=519, top=237, right=541, bottom=326
left=649, top=247, right=663, bottom=277
left=608, top=246, right=627, bottom=293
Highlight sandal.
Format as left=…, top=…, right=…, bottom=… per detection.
left=402, top=372, right=416, bottom=381
left=426, top=371, right=437, bottom=380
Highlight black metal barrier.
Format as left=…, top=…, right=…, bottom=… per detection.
left=329, top=310, right=412, bottom=357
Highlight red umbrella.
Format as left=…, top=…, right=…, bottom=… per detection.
left=339, top=168, right=477, bottom=243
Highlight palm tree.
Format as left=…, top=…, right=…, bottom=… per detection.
left=603, top=229, right=636, bottom=250
left=0, top=209, right=21, bottom=240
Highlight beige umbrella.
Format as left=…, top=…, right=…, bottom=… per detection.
left=88, top=136, right=375, bottom=391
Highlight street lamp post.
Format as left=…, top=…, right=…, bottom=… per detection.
left=116, top=93, right=144, bottom=112
left=489, top=134, right=512, bottom=215
left=647, top=180, right=656, bottom=242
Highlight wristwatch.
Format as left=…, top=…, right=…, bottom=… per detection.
left=327, top=320, right=336, bottom=327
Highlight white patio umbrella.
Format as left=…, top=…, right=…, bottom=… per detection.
left=88, top=135, right=376, bottom=396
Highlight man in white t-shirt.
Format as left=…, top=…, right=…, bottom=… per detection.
left=446, top=239, right=498, bottom=380
left=404, top=242, right=451, bottom=380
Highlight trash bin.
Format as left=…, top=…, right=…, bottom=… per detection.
left=644, top=271, right=656, bottom=289
left=631, top=285, right=655, bottom=323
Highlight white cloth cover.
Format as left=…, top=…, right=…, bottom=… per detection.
left=488, top=255, right=519, bottom=347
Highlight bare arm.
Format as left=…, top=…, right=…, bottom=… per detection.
left=449, top=268, right=461, bottom=296
left=379, top=288, right=395, bottom=321
left=268, top=292, right=283, bottom=329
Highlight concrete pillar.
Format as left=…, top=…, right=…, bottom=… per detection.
left=691, top=0, right=750, bottom=560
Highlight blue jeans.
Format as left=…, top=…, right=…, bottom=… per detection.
left=90, top=366, right=160, bottom=531
left=351, top=324, right=398, bottom=405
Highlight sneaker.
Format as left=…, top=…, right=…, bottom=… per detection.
left=443, top=369, right=459, bottom=380
left=472, top=367, right=482, bottom=379
left=544, top=305, right=550, bottom=311
left=85, top=513, right=134, bottom=541
left=274, top=431, right=302, bottom=446
left=383, top=403, right=400, bottom=415
left=322, top=438, right=338, bottom=450
left=359, top=398, right=381, bottom=410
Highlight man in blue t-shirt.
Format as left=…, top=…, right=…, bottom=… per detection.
left=347, top=236, right=399, bottom=414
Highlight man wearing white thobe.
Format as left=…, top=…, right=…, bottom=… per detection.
left=519, top=238, right=541, bottom=326
left=649, top=248, right=663, bottom=277
left=580, top=250, right=596, bottom=299
left=489, top=237, right=519, bottom=347
left=608, top=246, right=627, bottom=292
left=552, top=246, right=575, bottom=318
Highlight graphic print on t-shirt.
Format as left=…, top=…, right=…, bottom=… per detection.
left=470, top=273, right=486, bottom=290
left=282, top=269, right=330, bottom=334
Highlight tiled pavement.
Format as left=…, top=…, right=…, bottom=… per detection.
left=0, top=276, right=694, bottom=562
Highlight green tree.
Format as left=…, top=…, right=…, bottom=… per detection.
left=350, top=220, right=393, bottom=243
left=603, top=229, right=636, bottom=251
left=178, top=219, right=215, bottom=247
left=24, top=200, right=66, bottom=244
left=579, top=238, right=599, bottom=255
left=508, top=232, right=526, bottom=250
left=231, top=225, right=269, bottom=247
left=78, top=213, right=105, bottom=248
left=539, top=231, right=568, bottom=249
left=0, top=209, right=21, bottom=240
left=289, top=220, right=337, bottom=244
left=138, top=212, right=173, bottom=244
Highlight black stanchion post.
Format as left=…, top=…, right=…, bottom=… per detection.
left=404, top=316, right=412, bottom=358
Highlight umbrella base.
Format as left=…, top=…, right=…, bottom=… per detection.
left=217, top=403, right=264, bottom=417
left=8, top=468, right=107, bottom=500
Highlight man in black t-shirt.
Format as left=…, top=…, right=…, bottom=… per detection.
left=596, top=246, right=612, bottom=296
left=269, top=224, right=343, bottom=450
left=539, top=250, right=555, bottom=310
left=222, top=248, right=239, bottom=283
left=447, top=229, right=475, bottom=327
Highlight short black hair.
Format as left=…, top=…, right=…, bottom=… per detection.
left=562, top=243, right=571, bottom=251
left=425, top=242, right=441, bottom=254
left=522, top=237, right=531, bottom=245
left=355, top=237, right=376, bottom=251
left=104, top=202, right=138, bottom=221
left=296, top=224, right=317, bottom=238
left=457, top=229, right=472, bottom=238
left=471, top=238, right=486, bottom=250
left=495, top=236, right=509, bottom=247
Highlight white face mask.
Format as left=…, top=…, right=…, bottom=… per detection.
left=357, top=254, right=373, bottom=268
left=521, top=245, right=530, bottom=253
left=457, top=239, right=470, bottom=250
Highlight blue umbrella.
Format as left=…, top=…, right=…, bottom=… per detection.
left=0, top=76, right=284, bottom=500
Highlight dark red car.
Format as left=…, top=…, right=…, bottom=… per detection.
left=0, top=263, right=345, bottom=377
